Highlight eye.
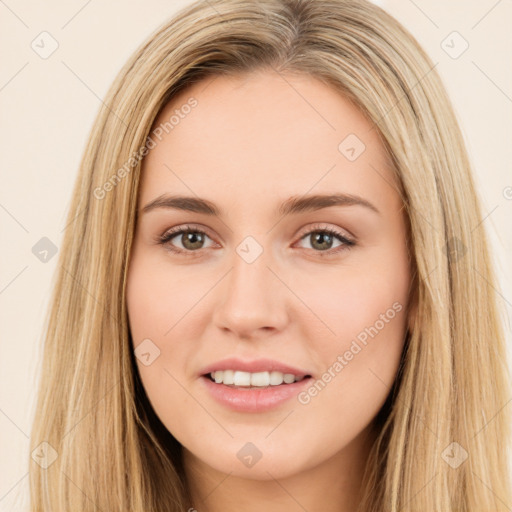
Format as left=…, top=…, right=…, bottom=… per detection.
left=157, top=224, right=216, bottom=254
left=156, top=223, right=356, bottom=256
left=295, top=223, right=355, bottom=255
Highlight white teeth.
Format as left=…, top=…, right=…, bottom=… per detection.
left=269, top=371, right=283, bottom=385
left=251, top=372, right=269, bottom=387
left=222, top=369, right=234, bottom=384
left=209, top=370, right=306, bottom=387
left=283, top=373, right=295, bottom=384
left=233, top=371, right=251, bottom=386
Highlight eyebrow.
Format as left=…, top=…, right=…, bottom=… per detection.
left=141, top=193, right=380, bottom=217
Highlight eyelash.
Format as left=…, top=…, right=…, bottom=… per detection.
left=156, top=223, right=356, bottom=257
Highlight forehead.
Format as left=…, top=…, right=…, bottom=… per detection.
left=139, top=70, right=398, bottom=212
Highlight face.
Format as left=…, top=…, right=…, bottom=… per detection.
left=126, top=69, right=411, bottom=482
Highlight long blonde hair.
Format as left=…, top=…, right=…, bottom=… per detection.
left=29, top=0, right=512, bottom=510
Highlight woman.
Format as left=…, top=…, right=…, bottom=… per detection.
left=29, top=0, right=512, bottom=510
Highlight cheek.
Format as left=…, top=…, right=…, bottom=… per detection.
left=126, top=251, right=207, bottom=344
left=294, top=243, right=410, bottom=413
left=297, top=250, right=409, bottom=352
left=125, top=251, right=196, bottom=413
left=126, top=263, right=203, bottom=446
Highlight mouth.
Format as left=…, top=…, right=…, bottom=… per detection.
left=203, top=370, right=313, bottom=389
left=200, top=368, right=314, bottom=412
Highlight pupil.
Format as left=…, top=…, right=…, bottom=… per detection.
left=183, top=232, right=204, bottom=250
left=312, top=232, right=332, bottom=251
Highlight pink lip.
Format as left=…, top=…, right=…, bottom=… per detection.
left=198, top=357, right=311, bottom=377
left=200, top=374, right=313, bottom=413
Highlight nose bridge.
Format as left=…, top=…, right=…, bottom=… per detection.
left=212, top=237, right=288, bottom=334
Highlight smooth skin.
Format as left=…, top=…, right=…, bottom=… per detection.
left=126, top=69, right=411, bottom=512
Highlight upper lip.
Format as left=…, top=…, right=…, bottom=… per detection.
left=199, top=357, right=312, bottom=377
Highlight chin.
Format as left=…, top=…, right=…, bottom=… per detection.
left=185, top=435, right=322, bottom=481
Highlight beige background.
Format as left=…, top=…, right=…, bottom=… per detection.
left=1, top=0, right=511, bottom=509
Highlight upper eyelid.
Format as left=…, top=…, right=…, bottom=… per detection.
left=298, top=222, right=355, bottom=241
left=162, top=223, right=217, bottom=241
left=161, top=222, right=355, bottom=244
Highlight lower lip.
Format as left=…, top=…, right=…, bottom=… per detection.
left=200, top=375, right=312, bottom=413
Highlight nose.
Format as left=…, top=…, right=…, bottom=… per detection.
left=212, top=246, right=289, bottom=339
